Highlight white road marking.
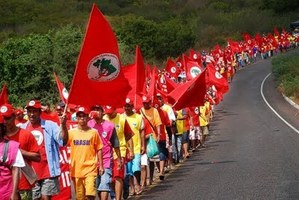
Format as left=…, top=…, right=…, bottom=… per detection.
left=261, top=73, right=299, bottom=134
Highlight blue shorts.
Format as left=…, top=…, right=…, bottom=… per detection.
left=96, top=168, right=112, bottom=192
left=158, top=141, right=168, bottom=161
left=182, top=131, right=189, bottom=144
left=126, top=154, right=141, bottom=176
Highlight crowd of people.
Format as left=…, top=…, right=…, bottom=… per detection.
left=1, top=29, right=298, bottom=200
left=0, top=92, right=214, bottom=200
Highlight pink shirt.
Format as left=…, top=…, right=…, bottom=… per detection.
left=0, top=140, right=19, bottom=200
left=88, top=120, right=114, bottom=168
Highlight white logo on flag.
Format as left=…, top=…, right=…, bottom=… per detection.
left=62, top=88, right=69, bottom=99
left=87, top=53, right=120, bottom=82
left=190, top=66, right=201, bottom=78
left=215, top=71, right=223, bottom=79
left=170, top=66, right=176, bottom=73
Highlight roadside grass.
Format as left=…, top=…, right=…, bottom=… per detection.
left=272, top=48, right=299, bottom=104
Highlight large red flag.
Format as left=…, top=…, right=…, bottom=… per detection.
left=0, top=84, right=9, bottom=105
left=168, top=70, right=206, bottom=110
left=206, top=63, right=229, bottom=94
left=67, top=4, right=131, bottom=108
left=53, top=73, right=69, bottom=104
left=123, top=45, right=146, bottom=109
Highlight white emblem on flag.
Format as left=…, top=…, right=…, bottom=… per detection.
left=190, top=66, right=201, bottom=78
left=87, top=53, right=120, bottom=82
left=215, top=71, right=223, bottom=79
left=62, top=88, right=69, bottom=99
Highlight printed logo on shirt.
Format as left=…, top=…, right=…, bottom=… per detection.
left=102, top=131, right=108, bottom=138
left=132, top=123, right=137, bottom=128
left=73, top=140, right=90, bottom=145
left=115, top=124, right=120, bottom=130
left=31, top=130, right=44, bottom=145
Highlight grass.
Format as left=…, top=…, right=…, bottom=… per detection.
left=272, top=48, right=299, bottom=104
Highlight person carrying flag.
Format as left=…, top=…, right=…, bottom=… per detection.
left=20, top=100, right=68, bottom=200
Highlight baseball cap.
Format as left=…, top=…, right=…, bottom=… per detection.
left=26, top=100, right=42, bottom=109
left=76, top=106, right=90, bottom=115
left=125, top=97, right=134, bottom=105
left=142, top=95, right=151, bottom=103
left=105, top=106, right=115, bottom=114
left=15, top=109, right=24, bottom=115
left=0, top=104, right=15, bottom=117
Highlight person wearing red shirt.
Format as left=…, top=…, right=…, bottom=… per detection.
left=0, top=103, right=40, bottom=199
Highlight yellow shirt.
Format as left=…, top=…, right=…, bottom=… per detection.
left=176, top=109, right=186, bottom=135
left=68, top=127, right=103, bottom=178
left=104, top=113, right=127, bottom=158
left=140, top=107, right=162, bottom=131
left=199, top=106, right=208, bottom=126
left=125, top=113, right=144, bottom=155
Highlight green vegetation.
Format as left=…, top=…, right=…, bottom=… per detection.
left=272, top=49, right=299, bottom=102
left=0, top=0, right=298, bottom=106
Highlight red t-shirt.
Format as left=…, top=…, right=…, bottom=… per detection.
left=7, top=128, right=39, bottom=190
left=157, top=109, right=171, bottom=141
left=189, top=107, right=200, bottom=126
left=25, top=123, right=51, bottom=180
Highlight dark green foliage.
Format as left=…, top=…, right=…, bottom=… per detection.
left=0, top=0, right=298, bottom=106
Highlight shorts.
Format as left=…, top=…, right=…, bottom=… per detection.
left=141, top=154, right=148, bottom=166
left=200, top=126, right=209, bottom=136
left=126, top=154, right=141, bottom=176
left=96, top=168, right=112, bottom=192
left=72, top=176, right=97, bottom=199
left=189, top=126, right=200, bottom=140
left=182, top=131, right=189, bottom=144
left=32, top=177, right=60, bottom=199
left=158, top=141, right=168, bottom=161
left=112, top=158, right=125, bottom=181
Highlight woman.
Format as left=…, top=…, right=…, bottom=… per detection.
left=0, top=114, right=25, bottom=200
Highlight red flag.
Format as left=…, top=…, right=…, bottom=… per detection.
left=167, top=70, right=206, bottom=110
left=67, top=4, right=131, bottom=108
left=53, top=73, right=69, bottom=104
left=164, top=75, right=179, bottom=94
left=206, top=63, right=229, bottom=94
left=123, top=46, right=146, bottom=109
left=0, top=84, right=9, bottom=105
left=183, top=54, right=204, bottom=80
left=189, top=49, right=202, bottom=65
left=165, top=58, right=180, bottom=79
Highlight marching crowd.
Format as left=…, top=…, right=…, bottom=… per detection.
left=1, top=28, right=299, bottom=200
left=0, top=93, right=213, bottom=200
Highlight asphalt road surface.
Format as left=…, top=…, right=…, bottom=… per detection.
left=137, top=57, right=299, bottom=200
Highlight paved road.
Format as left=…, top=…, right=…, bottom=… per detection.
left=137, top=58, right=299, bottom=200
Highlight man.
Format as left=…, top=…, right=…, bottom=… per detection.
left=122, top=98, right=145, bottom=196
left=0, top=113, right=25, bottom=200
left=87, top=106, right=122, bottom=200
left=14, top=108, right=27, bottom=127
left=20, top=100, right=68, bottom=200
left=140, top=96, right=162, bottom=186
left=68, top=106, right=104, bottom=200
left=0, top=103, right=40, bottom=199
left=104, top=105, right=135, bottom=199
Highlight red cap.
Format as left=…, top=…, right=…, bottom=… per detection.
left=15, top=109, right=24, bottom=115
left=89, top=111, right=99, bottom=119
left=125, top=97, right=134, bottom=105
left=76, top=106, right=90, bottom=115
left=26, top=100, right=42, bottom=109
left=142, top=95, right=151, bottom=103
left=105, top=106, right=115, bottom=114
left=0, top=104, right=15, bottom=117
left=55, top=105, right=63, bottom=110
